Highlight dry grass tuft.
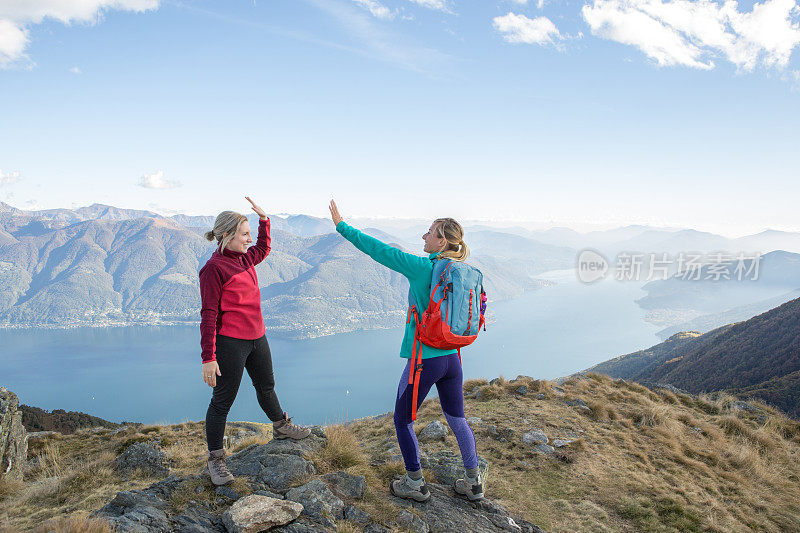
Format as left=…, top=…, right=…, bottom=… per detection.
left=31, top=514, right=114, bottom=533
left=463, top=378, right=488, bottom=394
left=312, top=425, right=368, bottom=474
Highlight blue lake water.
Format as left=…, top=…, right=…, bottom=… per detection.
left=0, top=270, right=661, bottom=426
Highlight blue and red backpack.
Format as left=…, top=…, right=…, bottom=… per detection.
left=406, top=258, right=487, bottom=420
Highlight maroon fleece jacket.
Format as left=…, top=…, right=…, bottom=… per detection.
left=199, top=218, right=270, bottom=363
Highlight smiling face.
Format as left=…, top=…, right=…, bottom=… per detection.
left=225, top=220, right=252, bottom=253
left=422, top=222, right=447, bottom=254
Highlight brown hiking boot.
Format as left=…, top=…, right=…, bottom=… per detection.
left=207, top=448, right=234, bottom=486
left=273, top=412, right=311, bottom=440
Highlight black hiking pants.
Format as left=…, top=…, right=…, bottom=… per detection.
left=205, top=334, right=284, bottom=451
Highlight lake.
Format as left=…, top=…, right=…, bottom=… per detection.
left=0, top=269, right=660, bottom=426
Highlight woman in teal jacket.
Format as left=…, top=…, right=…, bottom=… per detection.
left=329, top=200, right=483, bottom=502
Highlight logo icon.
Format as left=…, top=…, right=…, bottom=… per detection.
left=576, top=249, right=608, bottom=283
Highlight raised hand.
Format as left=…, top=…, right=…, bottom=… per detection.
left=245, top=196, right=267, bottom=220
left=329, top=200, right=343, bottom=226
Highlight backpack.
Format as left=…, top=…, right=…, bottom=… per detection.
left=406, top=258, right=487, bottom=420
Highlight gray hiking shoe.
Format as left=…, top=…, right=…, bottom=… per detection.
left=390, top=474, right=431, bottom=502
left=454, top=471, right=484, bottom=501
left=207, top=448, right=234, bottom=486
left=273, top=412, right=311, bottom=440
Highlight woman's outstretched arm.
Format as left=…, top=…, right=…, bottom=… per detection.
left=329, top=199, right=429, bottom=280
left=244, top=196, right=271, bottom=265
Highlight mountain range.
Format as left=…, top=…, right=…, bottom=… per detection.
left=581, top=296, right=800, bottom=417
left=0, top=202, right=552, bottom=338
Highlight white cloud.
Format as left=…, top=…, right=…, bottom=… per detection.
left=0, top=0, right=159, bottom=68
left=408, top=0, right=452, bottom=13
left=69, top=66, right=82, bottom=74
left=582, top=0, right=800, bottom=71
left=493, top=12, right=564, bottom=46
left=0, top=170, right=21, bottom=186
left=139, top=170, right=180, bottom=189
left=353, top=0, right=395, bottom=19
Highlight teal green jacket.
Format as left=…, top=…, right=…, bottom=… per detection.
left=336, top=221, right=456, bottom=360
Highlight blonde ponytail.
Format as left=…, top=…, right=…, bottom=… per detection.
left=434, top=217, right=469, bottom=262
left=206, top=211, right=247, bottom=252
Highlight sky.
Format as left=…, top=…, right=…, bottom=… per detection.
left=0, top=0, right=798, bottom=236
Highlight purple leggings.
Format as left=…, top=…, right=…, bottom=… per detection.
left=394, top=352, right=478, bottom=472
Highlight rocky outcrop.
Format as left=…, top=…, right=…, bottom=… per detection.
left=0, top=387, right=27, bottom=481
left=390, top=482, right=545, bottom=532
left=92, top=423, right=545, bottom=533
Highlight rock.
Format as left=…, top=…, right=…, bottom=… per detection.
left=474, top=387, right=485, bottom=401
left=467, top=417, right=483, bottom=425
left=551, top=386, right=566, bottom=395
left=487, top=425, right=514, bottom=443
left=397, top=509, right=429, bottom=533
left=285, top=478, right=345, bottom=528
left=323, top=471, right=366, bottom=500
left=216, top=485, right=240, bottom=501
left=27, top=430, right=58, bottom=440
left=0, top=388, right=28, bottom=481
left=113, top=441, right=171, bottom=478
left=364, top=523, right=391, bottom=533
left=418, top=421, right=449, bottom=442
left=536, top=394, right=546, bottom=400
left=565, top=398, right=587, bottom=407
left=576, top=405, right=592, bottom=413
left=344, top=505, right=371, bottom=524
left=514, top=386, right=528, bottom=395
left=533, top=444, right=555, bottom=456
left=222, top=494, right=303, bottom=533
left=405, top=483, right=545, bottom=532
left=551, top=439, right=574, bottom=448
left=227, top=443, right=318, bottom=493
left=253, top=487, right=284, bottom=499
left=91, top=488, right=172, bottom=532
left=521, top=429, right=548, bottom=446
left=420, top=450, right=488, bottom=486
left=732, top=401, right=763, bottom=413
left=256, top=433, right=327, bottom=459
left=272, top=517, right=333, bottom=532
left=110, top=425, right=130, bottom=435
left=489, top=378, right=503, bottom=386
left=171, top=503, right=225, bottom=532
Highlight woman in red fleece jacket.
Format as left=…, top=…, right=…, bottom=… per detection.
left=199, top=196, right=310, bottom=486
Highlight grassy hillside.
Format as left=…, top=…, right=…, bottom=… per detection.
left=2, top=374, right=800, bottom=532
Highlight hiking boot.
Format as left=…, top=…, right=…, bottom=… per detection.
left=454, top=471, right=484, bottom=501
left=207, top=448, right=234, bottom=486
left=273, top=412, right=311, bottom=440
left=390, top=474, right=431, bottom=502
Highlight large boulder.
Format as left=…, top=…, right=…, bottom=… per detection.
left=285, top=479, right=344, bottom=528
left=222, top=494, right=303, bottom=533
left=0, top=387, right=27, bottom=481
left=113, top=441, right=171, bottom=478
left=225, top=431, right=326, bottom=493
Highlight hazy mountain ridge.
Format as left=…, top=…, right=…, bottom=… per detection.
left=581, top=296, right=800, bottom=417
left=0, top=203, right=548, bottom=338
left=635, top=249, right=800, bottom=327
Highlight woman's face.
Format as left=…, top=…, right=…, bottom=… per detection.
left=225, top=220, right=252, bottom=253
left=422, top=222, right=447, bottom=254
